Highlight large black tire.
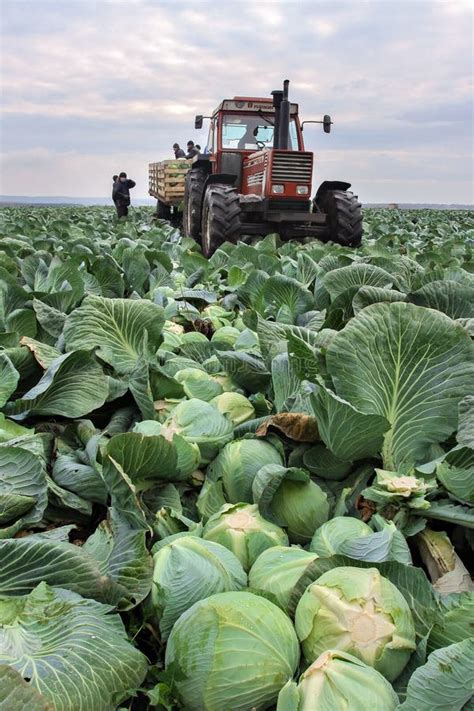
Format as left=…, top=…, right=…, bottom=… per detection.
left=316, top=189, right=363, bottom=247
left=156, top=199, right=171, bottom=220
left=201, top=185, right=241, bottom=258
left=183, top=168, right=206, bottom=240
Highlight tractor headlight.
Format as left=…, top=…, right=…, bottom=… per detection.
left=271, top=184, right=284, bottom=194
left=296, top=185, right=309, bottom=195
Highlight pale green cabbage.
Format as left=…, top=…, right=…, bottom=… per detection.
left=295, top=566, right=416, bottom=681
left=165, top=591, right=300, bottom=711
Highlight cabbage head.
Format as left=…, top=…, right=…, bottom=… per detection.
left=151, top=536, right=246, bottom=639
left=207, top=439, right=283, bottom=503
left=248, top=546, right=318, bottom=612
left=210, top=392, right=255, bottom=425
left=203, top=503, right=288, bottom=571
left=165, top=591, right=300, bottom=711
left=276, top=650, right=398, bottom=711
left=133, top=419, right=201, bottom=476
left=253, top=465, right=329, bottom=544
left=309, top=517, right=373, bottom=555
left=174, top=368, right=223, bottom=401
left=295, top=566, right=416, bottom=681
left=161, top=398, right=233, bottom=464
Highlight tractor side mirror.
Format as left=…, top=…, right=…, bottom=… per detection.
left=195, top=115, right=203, bottom=129
left=323, top=115, right=332, bottom=133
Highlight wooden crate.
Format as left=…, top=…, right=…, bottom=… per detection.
left=148, top=159, right=191, bottom=203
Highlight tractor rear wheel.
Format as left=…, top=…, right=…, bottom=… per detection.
left=201, top=185, right=241, bottom=258
left=316, top=190, right=363, bottom=247
left=184, top=168, right=206, bottom=240
left=156, top=199, right=171, bottom=220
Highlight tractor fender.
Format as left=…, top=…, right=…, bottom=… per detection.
left=204, top=173, right=236, bottom=187
left=314, top=180, right=351, bottom=202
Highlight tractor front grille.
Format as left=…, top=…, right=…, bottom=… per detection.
left=267, top=199, right=311, bottom=212
left=271, top=152, right=313, bottom=183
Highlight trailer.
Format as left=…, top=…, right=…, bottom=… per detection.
left=148, top=159, right=191, bottom=221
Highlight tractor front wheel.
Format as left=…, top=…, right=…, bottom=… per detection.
left=316, top=189, right=363, bottom=247
left=184, top=168, right=206, bottom=240
left=201, top=185, right=241, bottom=258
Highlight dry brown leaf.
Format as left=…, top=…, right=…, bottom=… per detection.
left=256, top=413, right=319, bottom=442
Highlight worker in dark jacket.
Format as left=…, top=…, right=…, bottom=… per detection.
left=186, top=141, right=199, bottom=159
left=112, top=172, right=136, bottom=218
left=112, top=175, right=119, bottom=210
left=173, top=143, right=186, bottom=159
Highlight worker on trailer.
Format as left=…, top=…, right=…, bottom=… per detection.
left=112, top=171, right=136, bottom=218
left=173, top=143, right=186, bottom=159
left=186, top=140, right=199, bottom=159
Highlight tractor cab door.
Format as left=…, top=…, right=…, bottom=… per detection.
left=205, top=118, right=216, bottom=155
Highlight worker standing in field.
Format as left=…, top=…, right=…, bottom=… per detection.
left=112, top=172, right=136, bottom=218
left=186, top=140, right=199, bottom=159
left=112, top=175, right=119, bottom=212
left=173, top=143, right=186, bottom=159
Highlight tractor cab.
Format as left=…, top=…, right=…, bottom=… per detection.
left=203, top=97, right=303, bottom=154
left=186, top=80, right=362, bottom=257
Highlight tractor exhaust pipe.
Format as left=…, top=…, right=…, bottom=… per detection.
left=278, top=79, right=290, bottom=150
left=271, top=88, right=283, bottom=149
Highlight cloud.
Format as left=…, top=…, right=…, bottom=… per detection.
left=0, top=0, right=473, bottom=202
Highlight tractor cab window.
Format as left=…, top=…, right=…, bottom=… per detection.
left=221, top=114, right=299, bottom=150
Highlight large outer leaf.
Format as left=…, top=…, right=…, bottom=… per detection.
left=19, top=337, right=61, bottom=368
left=271, top=353, right=303, bottom=412
left=409, top=280, right=474, bottom=319
left=0, top=665, right=53, bottom=711
left=436, top=461, right=474, bottom=502
left=352, top=286, right=407, bottom=314
left=105, top=431, right=179, bottom=490
left=52, top=451, right=107, bottom=505
left=0, top=511, right=152, bottom=610
left=257, top=316, right=320, bottom=364
left=82, top=507, right=152, bottom=609
left=0, top=537, right=112, bottom=600
left=428, top=592, right=474, bottom=652
left=263, top=274, right=314, bottom=323
left=32, top=298, right=65, bottom=339
left=326, top=303, right=474, bottom=468
left=0, top=583, right=148, bottom=711
left=63, top=295, right=164, bottom=373
left=5, top=351, right=109, bottom=420
left=0, top=447, right=47, bottom=531
left=398, top=639, right=474, bottom=710
left=0, top=354, right=19, bottom=407
left=309, top=385, right=389, bottom=461
left=323, top=263, right=394, bottom=299
left=457, top=395, right=474, bottom=448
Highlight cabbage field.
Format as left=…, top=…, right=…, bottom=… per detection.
left=0, top=205, right=473, bottom=710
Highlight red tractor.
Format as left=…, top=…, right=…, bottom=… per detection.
left=183, top=80, right=363, bottom=257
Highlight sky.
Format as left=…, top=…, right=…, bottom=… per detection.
left=1, top=0, right=473, bottom=203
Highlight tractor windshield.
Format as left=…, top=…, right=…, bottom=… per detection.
left=221, top=114, right=299, bottom=150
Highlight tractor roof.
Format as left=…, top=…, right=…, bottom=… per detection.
left=212, top=97, right=299, bottom=116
